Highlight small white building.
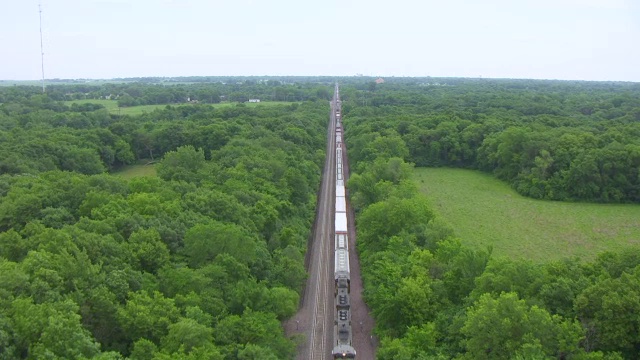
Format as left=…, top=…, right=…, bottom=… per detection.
left=248, top=99, right=260, bottom=103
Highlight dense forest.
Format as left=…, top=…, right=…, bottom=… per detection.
left=3, top=77, right=640, bottom=359
left=342, top=78, right=640, bottom=359
left=342, top=78, right=640, bottom=203
left=0, top=81, right=331, bottom=359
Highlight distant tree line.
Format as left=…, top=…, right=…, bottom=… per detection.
left=0, top=79, right=334, bottom=107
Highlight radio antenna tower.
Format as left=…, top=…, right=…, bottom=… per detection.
left=39, top=3, right=45, bottom=93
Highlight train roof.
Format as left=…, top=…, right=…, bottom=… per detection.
left=335, top=233, right=347, bottom=250
left=336, top=196, right=346, bottom=213
left=335, top=212, right=347, bottom=233
left=335, top=248, right=350, bottom=277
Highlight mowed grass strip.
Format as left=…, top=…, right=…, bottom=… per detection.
left=113, top=164, right=157, bottom=179
left=64, top=99, right=296, bottom=116
left=415, top=168, right=640, bottom=262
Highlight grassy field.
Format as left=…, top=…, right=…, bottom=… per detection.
left=63, top=99, right=296, bottom=116
left=113, top=163, right=157, bottom=179
left=415, top=168, right=640, bottom=262
left=209, top=101, right=295, bottom=108
left=63, top=99, right=169, bottom=115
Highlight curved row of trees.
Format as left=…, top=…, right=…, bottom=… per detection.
left=0, top=89, right=331, bottom=358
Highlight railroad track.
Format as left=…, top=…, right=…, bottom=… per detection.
left=302, top=97, right=338, bottom=360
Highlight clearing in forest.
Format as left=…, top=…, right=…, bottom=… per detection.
left=63, top=99, right=296, bottom=115
left=113, top=163, right=157, bottom=179
left=415, top=167, right=640, bottom=262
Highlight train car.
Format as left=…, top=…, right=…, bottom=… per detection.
left=332, top=84, right=356, bottom=359
left=335, top=196, right=346, bottom=213
left=333, top=294, right=356, bottom=359
left=335, top=233, right=348, bottom=250
left=332, top=344, right=356, bottom=359
left=334, top=248, right=350, bottom=290
left=335, top=212, right=347, bottom=235
left=332, top=268, right=356, bottom=359
left=333, top=312, right=353, bottom=350
left=334, top=234, right=350, bottom=312
left=336, top=286, right=350, bottom=311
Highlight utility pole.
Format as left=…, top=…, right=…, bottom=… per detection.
left=39, top=3, right=45, bottom=93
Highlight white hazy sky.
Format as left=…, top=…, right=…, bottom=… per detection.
left=2, top=0, right=639, bottom=81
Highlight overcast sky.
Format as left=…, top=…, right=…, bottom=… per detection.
left=2, top=0, right=639, bottom=81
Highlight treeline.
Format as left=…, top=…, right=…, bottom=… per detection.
left=345, top=117, right=640, bottom=359
left=0, top=79, right=334, bottom=106
left=0, top=93, right=330, bottom=358
left=341, top=78, right=640, bottom=202
left=0, top=94, right=320, bottom=175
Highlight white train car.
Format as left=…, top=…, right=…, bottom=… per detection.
left=336, top=196, right=346, bottom=213
left=335, top=212, right=347, bottom=234
left=332, top=84, right=356, bottom=360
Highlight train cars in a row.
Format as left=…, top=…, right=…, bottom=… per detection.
left=331, top=85, right=357, bottom=359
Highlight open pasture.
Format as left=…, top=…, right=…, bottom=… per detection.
left=63, top=99, right=169, bottom=115
left=415, top=167, right=640, bottom=261
left=63, top=99, right=296, bottom=115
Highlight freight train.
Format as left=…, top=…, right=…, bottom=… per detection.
left=331, top=84, right=357, bottom=359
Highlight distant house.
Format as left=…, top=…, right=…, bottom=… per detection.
left=375, top=78, right=385, bottom=84
left=248, top=99, right=260, bottom=103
